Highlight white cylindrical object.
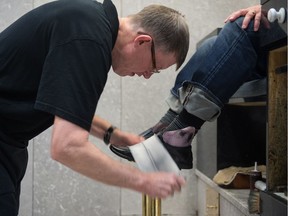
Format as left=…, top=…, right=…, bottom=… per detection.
left=268, top=8, right=286, bottom=23
left=255, top=180, right=267, bottom=191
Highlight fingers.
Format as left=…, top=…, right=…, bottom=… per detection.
left=147, top=173, right=186, bottom=199
left=156, top=183, right=180, bottom=199
left=241, top=10, right=257, bottom=30
left=224, top=5, right=262, bottom=31
left=224, top=9, right=247, bottom=23
left=168, top=175, right=184, bottom=194
left=112, top=132, right=144, bottom=147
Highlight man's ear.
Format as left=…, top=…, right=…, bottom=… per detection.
left=134, top=34, right=152, bottom=47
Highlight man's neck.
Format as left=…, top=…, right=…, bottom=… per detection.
left=111, top=17, right=135, bottom=72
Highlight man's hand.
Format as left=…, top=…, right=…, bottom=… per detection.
left=110, top=129, right=145, bottom=147
left=138, top=172, right=186, bottom=199
left=224, top=5, right=270, bottom=31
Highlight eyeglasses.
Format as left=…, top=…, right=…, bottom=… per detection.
left=150, top=39, right=160, bottom=73
left=137, top=32, right=160, bottom=74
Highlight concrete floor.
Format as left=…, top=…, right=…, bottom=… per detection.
left=0, top=0, right=258, bottom=215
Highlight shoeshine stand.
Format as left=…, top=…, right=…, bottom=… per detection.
left=142, top=194, right=161, bottom=216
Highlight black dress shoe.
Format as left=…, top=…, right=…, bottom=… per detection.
left=109, top=145, right=134, bottom=161
left=161, top=142, right=193, bottom=169
left=160, top=126, right=195, bottom=169
left=109, top=126, right=195, bottom=169
left=139, top=127, right=154, bottom=139
left=139, top=122, right=169, bottom=139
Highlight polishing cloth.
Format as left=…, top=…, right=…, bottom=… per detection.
left=129, top=135, right=180, bottom=174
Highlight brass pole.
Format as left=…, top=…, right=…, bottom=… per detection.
left=142, top=194, right=161, bottom=216
left=154, top=198, right=161, bottom=216
left=142, top=194, right=151, bottom=216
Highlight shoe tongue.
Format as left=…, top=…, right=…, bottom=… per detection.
left=129, top=135, right=180, bottom=174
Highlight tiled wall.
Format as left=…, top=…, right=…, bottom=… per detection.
left=0, top=0, right=257, bottom=215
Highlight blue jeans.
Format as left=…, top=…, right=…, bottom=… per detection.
left=166, top=17, right=272, bottom=121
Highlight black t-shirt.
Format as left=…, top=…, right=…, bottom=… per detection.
left=0, top=0, right=119, bottom=142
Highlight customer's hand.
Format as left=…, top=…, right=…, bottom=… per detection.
left=224, top=5, right=270, bottom=31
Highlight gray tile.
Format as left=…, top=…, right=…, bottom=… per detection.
left=0, top=0, right=32, bottom=31
left=33, top=129, right=121, bottom=216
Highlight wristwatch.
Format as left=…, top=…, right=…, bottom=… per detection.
left=103, top=125, right=117, bottom=145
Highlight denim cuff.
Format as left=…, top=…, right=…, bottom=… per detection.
left=182, top=85, right=221, bottom=121
left=165, top=81, right=197, bottom=114
left=165, top=93, right=183, bottom=114
left=166, top=84, right=221, bottom=121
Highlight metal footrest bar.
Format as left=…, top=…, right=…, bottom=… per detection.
left=142, top=194, right=161, bottom=216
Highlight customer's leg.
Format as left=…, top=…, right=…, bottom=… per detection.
left=188, top=17, right=262, bottom=109
left=145, top=17, right=262, bottom=137
left=161, top=16, right=267, bottom=134
left=171, top=36, right=218, bottom=99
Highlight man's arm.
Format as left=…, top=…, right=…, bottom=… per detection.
left=89, top=115, right=144, bottom=147
left=50, top=116, right=185, bottom=198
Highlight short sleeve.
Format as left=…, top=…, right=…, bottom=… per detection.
left=35, top=39, right=111, bottom=131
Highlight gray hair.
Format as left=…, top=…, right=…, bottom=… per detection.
left=129, top=4, right=190, bottom=70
